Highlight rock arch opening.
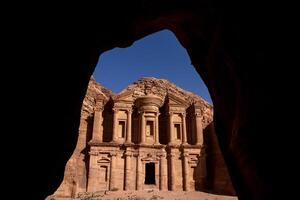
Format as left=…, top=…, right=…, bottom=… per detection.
left=11, top=2, right=276, bottom=200
left=52, top=30, right=236, bottom=199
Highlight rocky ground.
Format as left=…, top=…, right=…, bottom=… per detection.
left=47, top=190, right=238, bottom=200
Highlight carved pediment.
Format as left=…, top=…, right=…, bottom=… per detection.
left=97, top=156, right=110, bottom=163
left=113, top=90, right=134, bottom=102
left=141, top=153, right=160, bottom=162
left=167, top=93, right=189, bottom=108
left=167, top=93, right=189, bottom=107
left=95, top=93, right=107, bottom=101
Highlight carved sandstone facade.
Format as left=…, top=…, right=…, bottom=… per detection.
left=53, top=77, right=234, bottom=199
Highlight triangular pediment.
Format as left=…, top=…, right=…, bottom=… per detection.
left=96, top=93, right=107, bottom=101
left=167, top=93, right=189, bottom=107
left=113, top=90, right=134, bottom=102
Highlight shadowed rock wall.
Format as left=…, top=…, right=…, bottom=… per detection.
left=204, top=123, right=235, bottom=195
left=6, top=1, right=282, bottom=200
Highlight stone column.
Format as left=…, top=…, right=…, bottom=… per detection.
left=198, top=147, right=207, bottom=188
left=155, top=112, right=160, bottom=144
left=169, top=153, right=176, bottom=190
left=159, top=151, right=168, bottom=190
left=168, top=112, right=174, bottom=144
left=124, top=152, right=132, bottom=190
left=140, top=112, right=145, bottom=144
left=109, top=152, right=117, bottom=190
left=182, top=153, right=190, bottom=191
left=112, top=108, right=118, bottom=142
left=195, top=112, right=203, bottom=145
left=92, top=107, right=103, bottom=142
left=126, top=109, right=132, bottom=143
left=87, top=151, right=98, bottom=192
left=136, top=155, right=142, bottom=190
left=182, top=112, right=187, bottom=144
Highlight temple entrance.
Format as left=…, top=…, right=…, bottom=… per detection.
left=145, top=163, right=155, bottom=184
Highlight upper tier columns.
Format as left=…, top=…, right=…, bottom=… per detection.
left=169, top=112, right=174, bottom=144
left=92, top=100, right=104, bottom=142
left=195, top=112, right=203, bottom=145
left=126, top=109, right=132, bottom=143
left=181, top=112, right=187, bottom=144
left=155, top=112, right=160, bottom=144
left=140, top=112, right=146, bottom=144
left=136, top=96, right=163, bottom=145
left=112, top=108, right=118, bottom=142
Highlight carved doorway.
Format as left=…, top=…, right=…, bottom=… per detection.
left=145, top=162, right=155, bottom=184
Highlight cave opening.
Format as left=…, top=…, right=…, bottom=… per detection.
left=51, top=29, right=236, bottom=198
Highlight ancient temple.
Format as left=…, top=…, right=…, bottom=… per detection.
left=88, top=91, right=208, bottom=192
left=52, top=77, right=235, bottom=199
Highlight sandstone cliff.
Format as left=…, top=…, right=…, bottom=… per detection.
left=53, top=78, right=114, bottom=198
left=81, top=77, right=114, bottom=118
left=52, top=77, right=236, bottom=199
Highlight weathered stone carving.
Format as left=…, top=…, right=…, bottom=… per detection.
left=52, top=77, right=235, bottom=199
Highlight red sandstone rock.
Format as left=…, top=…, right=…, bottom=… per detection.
left=51, top=77, right=235, bottom=199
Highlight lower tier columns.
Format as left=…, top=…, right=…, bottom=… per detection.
left=182, top=153, right=190, bottom=191
left=159, top=152, right=168, bottom=190
left=109, top=153, right=117, bottom=190
left=124, top=152, right=133, bottom=190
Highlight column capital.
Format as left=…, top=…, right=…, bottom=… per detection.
left=168, top=111, right=174, bottom=116
left=110, top=152, right=117, bottom=157
left=133, top=153, right=140, bottom=157
left=182, top=152, right=189, bottom=157
left=112, top=108, right=119, bottom=112
left=181, top=112, right=186, bottom=117
left=138, top=110, right=145, bottom=115
left=95, top=99, right=104, bottom=107
left=167, top=153, right=177, bottom=158
left=126, top=108, right=133, bottom=114
left=124, top=151, right=133, bottom=157
left=195, top=112, right=202, bottom=117
left=158, top=153, right=167, bottom=158
left=94, top=106, right=104, bottom=112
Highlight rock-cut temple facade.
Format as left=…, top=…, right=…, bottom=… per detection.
left=52, top=77, right=235, bottom=199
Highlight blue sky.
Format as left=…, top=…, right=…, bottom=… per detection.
left=93, top=30, right=212, bottom=104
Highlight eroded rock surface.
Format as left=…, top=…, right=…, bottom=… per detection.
left=52, top=77, right=234, bottom=199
